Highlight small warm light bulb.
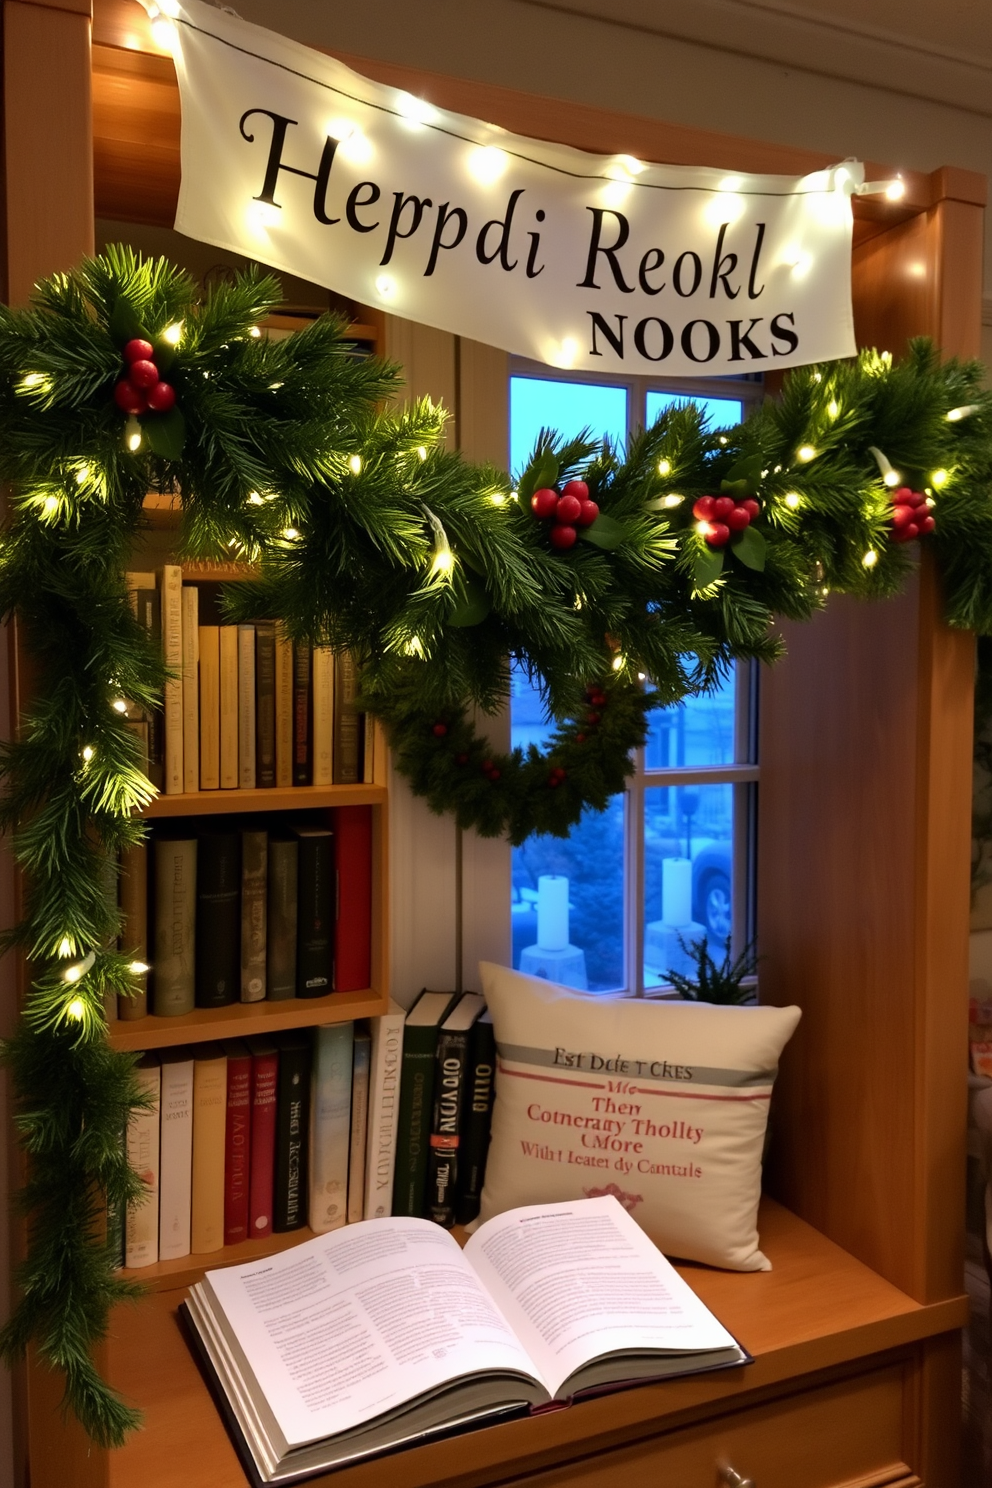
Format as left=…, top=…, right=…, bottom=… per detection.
left=42, top=496, right=59, bottom=517
left=64, top=963, right=84, bottom=985
left=885, top=177, right=905, bottom=201
left=657, top=459, right=671, bottom=477
left=124, top=416, right=142, bottom=452
left=431, top=548, right=455, bottom=579
left=75, top=465, right=89, bottom=485
left=375, top=274, right=396, bottom=299
left=348, top=454, right=363, bottom=474
left=947, top=404, right=980, bottom=422
left=812, top=372, right=823, bottom=384
left=883, top=470, right=900, bottom=488
left=247, top=492, right=264, bottom=505
left=663, top=494, right=684, bottom=508
left=695, top=520, right=713, bottom=538
left=416, top=446, right=428, bottom=461
left=611, top=654, right=624, bottom=671
left=112, top=698, right=128, bottom=714
left=162, top=321, right=183, bottom=346
left=129, top=960, right=150, bottom=976
left=488, top=493, right=506, bottom=505
left=468, top=145, right=508, bottom=185
left=718, top=436, right=728, bottom=447
left=150, top=15, right=177, bottom=48
left=784, top=493, right=802, bottom=509
left=862, top=549, right=879, bottom=569
left=58, top=937, right=72, bottom=959
left=65, top=997, right=85, bottom=1020
left=81, top=745, right=95, bottom=763
left=797, top=445, right=817, bottom=462
left=827, top=400, right=840, bottom=418
left=931, top=469, right=949, bottom=488
left=249, top=325, right=262, bottom=338
left=510, top=490, right=519, bottom=502
left=282, top=527, right=299, bottom=540
left=617, top=154, right=646, bottom=176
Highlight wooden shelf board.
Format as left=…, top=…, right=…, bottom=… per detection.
left=107, top=986, right=388, bottom=1051
left=96, top=1198, right=967, bottom=1488
left=141, top=784, right=386, bottom=818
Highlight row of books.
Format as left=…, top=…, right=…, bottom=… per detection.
left=123, top=992, right=497, bottom=1267
left=117, top=809, right=371, bottom=1020
left=127, top=567, right=379, bottom=795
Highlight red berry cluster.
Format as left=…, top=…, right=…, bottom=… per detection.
left=547, top=765, right=567, bottom=788
left=531, top=479, right=599, bottom=551
left=574, top=682, right=607, bottom=745
left=113, top=338, right=177, bottom=416
left=431, top=722, right=448, bottom=738
left=692, top=493, right=760, bottom=549
left=481, top=758, right=501, bottom=782
left=890, top=486, right=935, bottom=543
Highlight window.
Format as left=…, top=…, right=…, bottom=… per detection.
left=509, top=365, right=761, bottom=995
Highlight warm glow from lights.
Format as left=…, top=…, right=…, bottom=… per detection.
left=862, top=549, right=878, bottom=569
left=947, top=405, right=980, bottom=422
left=704, top=191, right=744, bottom=227
left=247, top=492, right=264, bottom=505
left=64, top=964, right=84, bottom=985
left=417, top=447, right=428, bottom=461
left=129, top=960, right=150, bottom=976
left=112, top=699, right=128, bottom=714
left=150, top=15, right=177, bottom=50
left=338, top=130, right=374, bottom=166
left=81, top=745, right=95, bottom=763
left=657, top=459, right=671, bottom=477
left=612, top=654, right=624, bottom=671
left=695, top=520, right=712, bottom=538
left=784, top=492, right=802, bottom=509
left=883, top=470, right=900, bottom=488
left=58, top=937, right=72, bottom=958
left=468, top=146, right=509, bottom=185
left=162, top=322, right=183, bottom=346
left=618, top=154, right=646, bottom=176
left=885, top=177, right=905, bottom=201
left=797, top=445, right=817, bottom=463
left=249, top=325, right=262, bottom=338
left=65, top=997, right=85, bottom=1020
left=126, top=421, right=142, bottom=452
left=931, top=469, right=949, bottom=488
left=395, top=92, right=437, bottom=128
left=827, top=400, right=840, bottom=418
left=552, top=337, right=579, bottom=369
left=718, top=436, right=728, bottom=446
left=282, top=528, right=299, bottom=540
left=488, top=493, right=507, bottom=505
left=431, top=547, right=455, bottom=579
left=812, top=372, right=823, bottom=383
left=247, top=200, right=280, bottom=232
left=75, top=465, right=89, bottom=484
left=326, top=117, right=357, bottom=142
left=663, top=494, right=684, bottom=508
left=348, top=454, right=363, bottom=474
left=42, top=496, right=58, bottom=517
left=375, top=274, right=396, bottom=300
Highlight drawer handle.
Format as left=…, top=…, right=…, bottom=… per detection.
left=718, top=1468, right=755, bottom=1488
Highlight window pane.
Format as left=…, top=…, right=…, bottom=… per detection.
left=643, top=783, right=734, bottom=988
left=645, top=672, right=737, bottom=770
left=646, top=391, right=742, bottom=432
left=512, top=798, right=626, bottom=993
left=510, top=376, right=627, bottom=474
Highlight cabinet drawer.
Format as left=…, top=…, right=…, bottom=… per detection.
left=518, top=1365, right=916, bottom=1488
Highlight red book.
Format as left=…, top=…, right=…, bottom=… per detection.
left=245, top=1036, right=279, bottom=1239
left=334, top=805, right=372, bottom=992
left=223, top=1041, right=252, bottom=1245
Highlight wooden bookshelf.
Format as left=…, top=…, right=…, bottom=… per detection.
left=141, top=783, right=387, bottom=818
left=107, top=985, right=388, bottom=1052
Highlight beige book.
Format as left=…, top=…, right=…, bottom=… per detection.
left=118, top=840, right=148, bottom=1021
left=238, top=624, right=256, bottom=790
left=125, top=1055, right=161, bottom=1268
left=182, top=585, right=200, bottom=794
left=274, top=625, right=293, bottom=789
left=199, top=626, right=220, bottom=790
left=219, top=625, right=239, bottom=789
left=312, top=646, right=334, bottom=788
left=363, top=714, right=375, bottom=785
left=191, top=1049, right=228, bottom=1254
left=161, top=564, right=184, bottom=794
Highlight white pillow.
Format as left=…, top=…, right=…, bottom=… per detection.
left=477, top=962, right=801, bottom=1271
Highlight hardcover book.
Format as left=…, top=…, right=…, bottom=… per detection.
left=153, top=835, right=197, bottom=1016
left=118, top=839, right=148, bottom=1020
left=195, top=829, right=240, bottom=1008
left=182, top=1196, right=748, bottom=1484
left=392, top=990, right=459, bottom=1218
left=219, top=625, right=239, bottom=789
left=162, top=563, right=184, bottom=795
left=292, top=643, right=311, bottom=786
left=294, top=826, right=333, bottom=998
left=273, top=1032, right=311, bottom=1232
left=199, top=623, right=221, bottom=790
left=332, top=647, right=363, bottom=784
left=308, top=1022, right=354, bottom=1235
left=255, top=620, right=277, bottom=788
left=334, top=805, right=371, bottom=993
left=363, top=1001, right=405, bottom=1221
left=274, top=624, right=294, bottom=789
left=182, top=584, right=200, bottom=793
left=128, top=572, right=163, bottom=789
left=192, top=1047, right=228, bottom=1255
left=311, top=645, right=333, bottom=787
left=246, top=1037, right=279, bottom=1239
left=266, top=835, right=298, bottom=1002
left=348, top=1024, right=371, bottom=1224
left=427, top=993, right=485, bottom=1228
left=159, top=1046, right=195, bottom=1261
left=238, top=624, right=257, bottom=790
left=241, top=827, right=268, bottom=1003
left=454, top=1009, right=496, bottom=1227
left=223, top=1041, right=253, bottom=1246
left=125, top=1054, right=161, bottom=1269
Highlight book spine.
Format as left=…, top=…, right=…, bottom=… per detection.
left=332, top=648, right=363, bottom=784
left=334, top=805, right=372, bottom=993
left=199, top=624, right=220, bottom=791
left=238, top=624, right=256, bottom=790
left=195, top=832, right=240, bottom=1008
left=274, top=624, right=294, bottom=789
left=428, top=1029, right=470, bottom=1228
left=248, top=1047, right=279, bottom=1238
left=292, top=643, right=312, bottom=786
left=118, top=840, right=148, bottom=1020
left=182, top=584, right=200, bottom=793
left=347, top=1029, right=371, bottom=1224
left=223, top=1049, right=252, bottom=1245
left=125, top=1060, right=161, bottom=1268
left=134, top=584, right=163, bottom=789
left=392, top=1023, right=440, bottom=1218
left=308, top=1023, right=354, bottom=1235
left=362, top=712, right=375, bottom=785
left=364, top=1008, right=404, bottom=1220
left=454, top=1015, right=496, bottom=1226
left=152, top=837, right=196, bottom=1016
left=296, top=833, right=333, bottom=998
left=266, top=838, right=297, bottom=1001
left=240, top=829, right=268, bottom=1003
left=311, top=646, right=334, bottom=787
left=255, top=620, right=276, bottom=788
left=159, top=1056, right=194, bottom=1261
left=162, top=564, right=184, bottom=794
left=191, top=1053, right=228, bottom=1254
left=219, top=626, right=239, bottom=789
left=274, top=1041, right=311, bottom=1232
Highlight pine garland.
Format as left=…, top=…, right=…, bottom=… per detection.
left=0, top=248, right=989, bottom=1444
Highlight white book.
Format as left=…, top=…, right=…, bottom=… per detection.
left=308, top=1023, right=354, bottom=1235
left=185, top=1196, right=746, bottom=1483
left=125, top=1056, right=161, bottom=1269
left=159, top=1048, right=195, bottom=1261
left=238, top=624, right=256, bottom=790
left=182, top=585, right=200, bottom=794
left=347, top=1027, right=371, bottom=1224
left=363, top=1000, right=405, bottom=1220
left=162, top=564, right=184, bottom=794
left=311, top=646, right=333, bottom=787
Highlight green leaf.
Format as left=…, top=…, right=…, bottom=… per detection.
left=153, top=338, right=178, bottom=375
left=448, top=577, right=491, bottom=627
left=732, top=525, right=766, bottom=571
left=693, top=545, right=725, bottom=589
left=722, top=454, right=763, bottom=494
left=519, top=451, right=559, bottom=504
left=578, top=513, right=625, bottom=550
left=719, top=478, right=749, bottom=499
left=108, top=296, right=147, bottom=349
left=139, top=406, right=186, bottom=460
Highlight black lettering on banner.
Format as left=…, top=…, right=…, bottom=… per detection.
left=587, top=312, right=627, bottom=358
left=748, top=223, right=767, bottom=299
left=681, top=319, right=720, bottom=362
left=633, top=317, right=674, bottom=361
left=240, top=108, right=341, bottom=225
left=578, top=209, right=635, bottom=292
left=346, top=181, right=381, bottom=233
left=673, top=251, right=702, bottom=297
left=424, top=203, right=468, bottom=276
left=709, top=223, right=740, bottom=299
left=728, top=318, right=767, bottom=360
left=381, top=192, right=433, bottom=266
left=526, top=210, right=547, bottom=279
left=770, top=311, right=799, bottom=356
left=638, top=248, right=666, bottom=295
left=476, top=188, right=525, bottom=271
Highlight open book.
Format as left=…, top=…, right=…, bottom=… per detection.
left=182, top=1195, right=748, bottom=1484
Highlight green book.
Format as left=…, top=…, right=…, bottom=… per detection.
left=391, top=990, right=460, bottom=1217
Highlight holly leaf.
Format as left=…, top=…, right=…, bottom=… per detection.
left=108, top=295, right=147, bottom=349
left=578, top=513, right=625, bottom=550
left=731, top=525, right=766, bottom=571
left=153, top=337, right=178, bottom=375
left=693, top=545, right=725, bottom=589
left=518, top=451, right=559, bottom=505
left=139, top=406, right=186, bottom=460
left=448, top=577, right=491, bottom=627
left=722, top=454, right=763, bottom=495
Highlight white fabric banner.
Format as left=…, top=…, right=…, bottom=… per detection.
left=169, top=0, right=861, bottom=376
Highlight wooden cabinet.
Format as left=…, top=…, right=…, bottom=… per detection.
left=2, top=2, right=984, bottom=1486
